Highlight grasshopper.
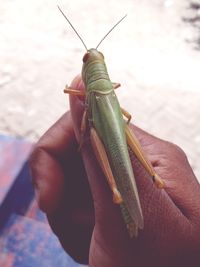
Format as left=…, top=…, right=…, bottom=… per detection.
left=58, top=6, right=164, bottom=237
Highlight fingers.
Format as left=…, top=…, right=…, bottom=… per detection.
left=155, top=143, right=200, bottom=222
left=30, top=112, right=76, bottom=213
left=30, top=76, right=85, bottom=214
left=132, top=124, right=200, bottom=221
left=30, top=102, right=94, bottom=264
left=68, top=75, right=86, bottom=142
left=34, top=73, right=199, bottom=229
left=69, top=76, right=200, bottom=226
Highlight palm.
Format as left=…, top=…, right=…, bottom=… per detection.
left=30, top=76, right=200, bottom=267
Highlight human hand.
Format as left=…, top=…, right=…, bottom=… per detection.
left=30, top=76, right=200, bottom=267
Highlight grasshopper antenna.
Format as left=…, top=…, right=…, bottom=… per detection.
left=96, top=14, right=127, bottom=49
left=57, top=5, right=88, bottom=51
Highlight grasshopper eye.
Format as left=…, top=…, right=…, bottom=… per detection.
left=83, top=52, right=90, bottom=63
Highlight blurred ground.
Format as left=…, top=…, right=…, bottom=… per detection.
left=0, top=0, right=200, bottom=181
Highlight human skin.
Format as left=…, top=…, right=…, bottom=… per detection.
left=30, top=76, right=200, bottom=267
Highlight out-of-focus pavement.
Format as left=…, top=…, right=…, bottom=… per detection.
left=0, top=0, right=200, bottom=181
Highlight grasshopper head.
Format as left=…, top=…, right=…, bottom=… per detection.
left=82, top=49, right=104, bottom=65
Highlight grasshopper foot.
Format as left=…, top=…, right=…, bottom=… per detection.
left=153, top=173, right=165, bottom=189
left=113, top=188, right=123, bottom=204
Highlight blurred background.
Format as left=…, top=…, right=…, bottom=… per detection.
left=1, top=0, right=200, bottom=178
left=0, top=0, right=200, bottom=266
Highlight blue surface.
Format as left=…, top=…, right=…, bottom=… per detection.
left=0, top=214, right=81, bottom=267
left=0, top=161, right=34, bottom=229
left=0, top=135, right=87, bottom=267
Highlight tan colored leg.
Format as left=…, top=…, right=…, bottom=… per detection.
left=64, top=85, right=85, bottom=96
left=78, top=110, right=88, bottom=150
left=112, top=82, right=121, bottom=89
left=125, top=125, right=164, bottom=189
left=90, top=127, right=123, bottom=204
left=121, top=108, right=132, bottom=124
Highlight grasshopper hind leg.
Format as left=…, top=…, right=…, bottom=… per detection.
left=90, top=127, right=123, bottom=204
left=125, top=124, right=164, bottom=188
left=78, top=110, right=88, bottom=151
left=120, top=104, right=164, bottom=188
left=90, top=127, right=140, bottom=238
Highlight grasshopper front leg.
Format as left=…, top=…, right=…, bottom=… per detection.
left=64, top=83, right=120, bottom=94
left=64, top=85, right=85, bottom=96
left=112, top=82, right=121, bottom=89
left=121, top=107, right=132, bottom=124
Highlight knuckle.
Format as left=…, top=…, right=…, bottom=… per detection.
left=29, top=146, right=37, bottom=167
left=29, top=145, right=43, bottom=167
left=165, top=141, right=188, bottom=161
left=29, top=146, right=44, bottom=188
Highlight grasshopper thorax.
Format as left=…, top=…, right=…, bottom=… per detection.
left=82, top=49, right=110, bottom=89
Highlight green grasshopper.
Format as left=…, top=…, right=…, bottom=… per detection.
left=58, top=6, right=164, bottom=237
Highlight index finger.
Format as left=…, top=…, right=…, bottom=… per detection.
left=29, top=75, right=84, bottom=213
left=29, top=112, right=76, bottom=213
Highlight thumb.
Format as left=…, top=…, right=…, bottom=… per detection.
left=69, top=75, right=123, bottom=231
